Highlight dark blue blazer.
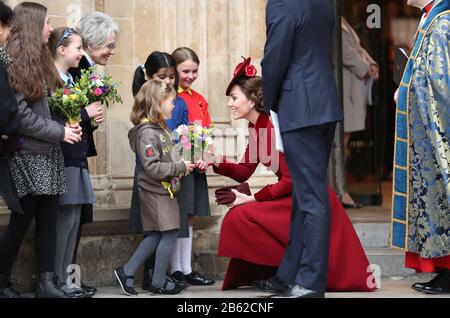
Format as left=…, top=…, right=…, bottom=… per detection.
left=166, top=96, right=189, bottom=132
left=261, top=0, right=343, bottom=132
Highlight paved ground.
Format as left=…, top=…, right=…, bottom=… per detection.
left=96, top=277, right=450, bottom=298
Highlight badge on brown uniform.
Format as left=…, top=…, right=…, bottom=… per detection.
left=146, top=144, right=156, bottom=157
left=160, top=134, right=167, bottom=143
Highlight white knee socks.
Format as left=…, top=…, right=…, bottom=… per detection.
left=180, top=226, right=193, bottom=275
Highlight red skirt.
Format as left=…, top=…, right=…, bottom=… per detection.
left=406, top=252, right=450, bottom=273
left=218, top=186, right=376, bottom=292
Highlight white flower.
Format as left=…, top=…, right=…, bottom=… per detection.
left=205, top=137, right=213, bottom=145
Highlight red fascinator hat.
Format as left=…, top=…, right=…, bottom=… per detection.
left=225, top=57, right=258, bottom=96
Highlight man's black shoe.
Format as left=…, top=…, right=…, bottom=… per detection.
left=423, top=270, right=450, bottom=294
left=252, top=276, right=290, bottom=294
left=185, top=271, right=215, bottom=286
left=114, top=267, right=138, bottom=296
left=269, top=285, right=325, bottom=298
left=412, top=270, right=449, bottom=292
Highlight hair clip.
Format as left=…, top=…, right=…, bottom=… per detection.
left=160, top=81, right=167, bottom=94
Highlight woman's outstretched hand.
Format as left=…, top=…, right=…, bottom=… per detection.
left=204, top=145, right=221, bottom=167
left=195, top=160, right=209, bottom=174
left=227, top=189, right=256, bottom=208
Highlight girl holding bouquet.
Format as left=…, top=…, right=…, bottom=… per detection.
left=48, top=27, right=103, bottom=298
left=0, top=2, right=82, bottom=298
left=114, top=80, right=194, bottom=295
left=170, top=47, right=214, bottom=286
left=131, top=51, right=189, bottom=291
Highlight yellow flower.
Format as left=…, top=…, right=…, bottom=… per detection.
left=70, top=94, right=78, bottom=101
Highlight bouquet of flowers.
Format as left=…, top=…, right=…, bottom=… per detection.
left=75, top=68, right=123, bottom=126
left=172, top=123, right=215, bottom=163
left=75, top=68, right=123, bottom=107
left=48, top=87, right=89, bottom=125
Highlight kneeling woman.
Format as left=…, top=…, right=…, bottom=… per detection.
left=209, top=58, right=376, bottom=292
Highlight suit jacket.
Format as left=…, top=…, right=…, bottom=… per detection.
left=261, top=0, right=343, bottom=132
left=69, top=54, right=98, bottom=158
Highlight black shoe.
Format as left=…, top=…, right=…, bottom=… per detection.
left=0, top=275, right=24, bottom=298
left=56, top=282, right=88, bottom=299
left=81, top=282, right=97, bottom=295
left=412, top=271, right=448, bottom=292
left=171, top=271, right=187, bottom=282
left=185, top=271, right=215, bottom=286
left=148, top=280, right=186, bottom=295
left=142, top=272, right=188, bottom=291
left=341, top=201, right=363, bottom=209
left=252, top=276, right=290, bottom=294
left=114, top=267, right=138, bottom=296
left=167, top=273, right=189, bottom=289
left=423, top=270, right=450, bottom=294
left=35, top=273, right=70, bottom=298
left=269, top=285, right=325, bottom=298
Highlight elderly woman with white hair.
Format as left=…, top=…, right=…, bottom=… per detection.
left=67, top=11, right=119, bottom=295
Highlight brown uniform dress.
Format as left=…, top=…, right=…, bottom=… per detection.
left=128, top=121, right=187, bottom=232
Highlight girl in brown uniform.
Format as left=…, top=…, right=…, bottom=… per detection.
left=114, top=80, right=194, bottom=296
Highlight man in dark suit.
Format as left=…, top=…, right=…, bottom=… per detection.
left=261, top=0, right=343, bottom=298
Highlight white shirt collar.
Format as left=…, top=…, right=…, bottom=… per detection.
left=57, top=67, right=75, bottom=87
left=85, top=53, right=95, bottom=67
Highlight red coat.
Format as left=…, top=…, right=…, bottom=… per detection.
left=214, top=113, right=376, bottom=292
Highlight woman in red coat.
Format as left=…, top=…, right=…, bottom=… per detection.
left=208, top=58, right=376, bottom=292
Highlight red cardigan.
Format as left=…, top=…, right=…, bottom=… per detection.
left=213, top=113, right=292, bottom=202
left=178, top=89, right=212, bottom=127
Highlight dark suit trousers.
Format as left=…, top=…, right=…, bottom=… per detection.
left=276, top=122, right=336, bottom=292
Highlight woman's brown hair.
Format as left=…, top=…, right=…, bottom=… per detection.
left=172, top=47, right=200, bottom=66
left=235, top=76, right=264, bottom=113
left=130, top=79, right=176, bottom=127
left=48, top=27, right=81, bottom=58
left=6, top=2, right=62, bottom=102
